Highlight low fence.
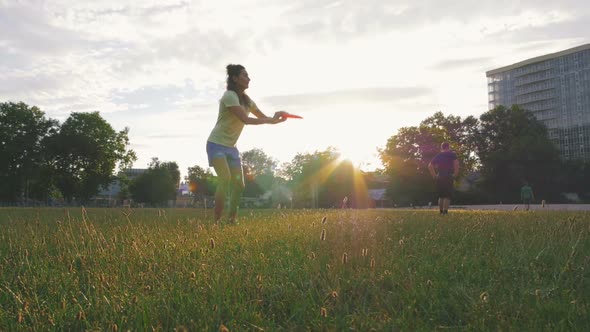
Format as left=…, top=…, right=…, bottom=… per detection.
left=455, top=204, right=590, bottom=211
left=2, top=201, right=590, bottom=211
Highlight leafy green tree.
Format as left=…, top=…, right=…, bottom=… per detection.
left=0, top=102, right=58, bottom=202
left=379, top=126, right=444, bottom=206
left=557, top=160, right=590, bottom=202
left=47, top=112, right=136, bottom=203
left=241, top=148, right=278, bottom=197
left=116, top=172, right=132, bottom=201
left=420, top=111, right=479, bottom=175
left=129, top=158, right=179, bottom=206
left=241, top=148, right=278, bottom=177
left=379, top=112, right=480, bottom=206
left=280, top=148, right=334, bottom=207
left=26, top=163, right=57, bottom=202
left=279, top=147, right=364, bottom=208
left=362, top=169, right=387, bottom=189
left=323, top=158, right=370, bottom=208
left=129, top=169, right=173, bottom=206
left=153, top=159, right=180, bottom=192
left=150, top=158, right=180, bottom=205
left=475, top=105, right=560, bottom=202
left=185, top=165, right=215, bottom=199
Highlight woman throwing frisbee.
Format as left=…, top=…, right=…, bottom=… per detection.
left=207, top=64, right=286, bottom=224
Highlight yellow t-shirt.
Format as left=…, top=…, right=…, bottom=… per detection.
left=207, top=90, right=258, bottom=147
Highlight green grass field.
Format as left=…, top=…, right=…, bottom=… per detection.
left=0, top=208, right=588, bottom=331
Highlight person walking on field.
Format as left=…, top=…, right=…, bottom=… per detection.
left=520, top=181, right=535, bottom=211
left=207, top=64, right=286, bottom=224
left=428, top=142, right=460, bottom=215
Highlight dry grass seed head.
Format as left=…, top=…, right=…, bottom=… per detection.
left=320, top=307, right=328, bottom=318
left=480, top=291, right=489, bottom=303
left=320, top=229, right=326, bottom=241
left=342, top=252, right=348, bottom=264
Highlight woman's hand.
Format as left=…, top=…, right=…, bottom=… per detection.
left=270, top=111, right=287, bottom=124
left=274, top=111, right=287, bottom=119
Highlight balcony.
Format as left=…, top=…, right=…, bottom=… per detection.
left=518, top=101, right=556, bottom=113
left=513, top=61, right=552, bottom=77
left=515, top=82, right=555, bottom=96
left=515, top=71, right=553, bottom=86
left=516, top=91, right=556, bottom=104
left=534, top=109, right=558, bottom=122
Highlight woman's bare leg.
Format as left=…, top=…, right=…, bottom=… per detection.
left=211, top=157, right=231, bottom=223
left=228, top=166, right=245, bottom=223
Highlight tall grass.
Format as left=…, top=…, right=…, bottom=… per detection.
left=0, top=208, right=588, bottom=330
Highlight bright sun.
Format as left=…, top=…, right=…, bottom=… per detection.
left=337, top=144, right=382, bottom=171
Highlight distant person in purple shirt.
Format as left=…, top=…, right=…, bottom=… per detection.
left=428, top=142, right=460, bottom=215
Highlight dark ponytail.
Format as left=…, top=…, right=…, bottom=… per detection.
left=226, top=64, right=251, bottom=108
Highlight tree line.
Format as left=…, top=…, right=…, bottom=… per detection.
left=2, top=101, right=590, bottom=207
left=1, top=102, right=135, bottom=204
left=380, top=106, right=590, bottom=205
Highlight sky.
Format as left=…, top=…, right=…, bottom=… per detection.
left=2, top=0, right=590, bottom=179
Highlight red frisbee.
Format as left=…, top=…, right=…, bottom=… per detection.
left=282, top=113, right=303, bottom=119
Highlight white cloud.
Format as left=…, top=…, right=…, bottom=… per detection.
left=1, top=0, right=589, bottom=174
left=261, top=87, right=433, bottom=108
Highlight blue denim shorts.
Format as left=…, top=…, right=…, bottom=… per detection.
left=206, top=141, right=242, bottom=168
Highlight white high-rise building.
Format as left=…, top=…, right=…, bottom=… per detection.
left=486, top=44, right=590, bottom=160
